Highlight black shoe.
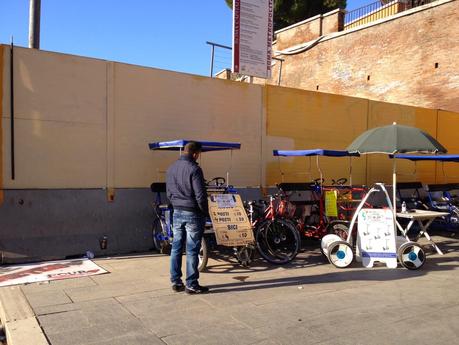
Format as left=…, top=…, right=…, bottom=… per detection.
left=172, top=283, right=185, bottom=292
left=185, top=285, right=209, bottom=294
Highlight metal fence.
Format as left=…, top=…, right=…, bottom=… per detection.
left=345, top=0, right=438, bottom=28
left=206, top=41, right=233, bottom=78
left=206, top=41, right=284, bottom=84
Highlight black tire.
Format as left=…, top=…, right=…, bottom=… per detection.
left=255, top=219, right=301, bottom=264
left=326, top=221, right=352, bottom=246
left=152, top=218, right=171, bottom=254
left=198, top=237, right=209, bottom=272
left=398, top=241, right=425, bottom=270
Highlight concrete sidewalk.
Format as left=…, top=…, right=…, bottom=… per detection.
left=1, top=235, right=459, bottom=345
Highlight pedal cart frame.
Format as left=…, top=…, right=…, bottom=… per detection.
left=272, top=149, right=365, bottom=240
left=148, top=139, right=253, bottom=271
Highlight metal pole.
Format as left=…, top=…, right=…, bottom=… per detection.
left=28, top=0, right=41, bottom=49
left=210, top=44, right=215, bottom=77
left=10, top=39, right=15, bottom=180
left=277, top=59, right=283, bottom=85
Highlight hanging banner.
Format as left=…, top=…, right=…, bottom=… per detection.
left=232, top=0, right=273, bottom=79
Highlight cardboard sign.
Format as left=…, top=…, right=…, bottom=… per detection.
left=208, top=194, right=254, bottom=246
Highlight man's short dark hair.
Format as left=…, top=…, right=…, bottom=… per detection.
left=184, top=141, right=202, bottom=155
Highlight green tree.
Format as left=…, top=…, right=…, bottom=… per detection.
left=225, top=0, right=346, bottom=32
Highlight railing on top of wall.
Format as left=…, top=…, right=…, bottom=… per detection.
left=344, top=0, right=438, bottom=29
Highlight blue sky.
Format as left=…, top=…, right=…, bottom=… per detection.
left=0, top=0, right=369, bottom=76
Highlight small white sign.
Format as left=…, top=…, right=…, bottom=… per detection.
left=232, top=0, right=273, bottom=78
left=357, top=208, right=397, bottom=268
left=210, top=194, right=237, bottom=208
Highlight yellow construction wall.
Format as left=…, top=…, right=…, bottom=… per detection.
left=1, top=46, right=107, bottom=188
left=264, top=85, right=368, bottom=186
left=1, top=45, right=459, bottom=190
left=112, top=63, right=263, bottom=188
left=436, top=110, right=459, bottom=183
left=0, top=46, right=263, bottom=189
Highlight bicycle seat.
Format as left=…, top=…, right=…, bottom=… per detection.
left=151, top=182, right=167, bottom=193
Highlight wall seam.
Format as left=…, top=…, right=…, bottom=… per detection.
left=0, top=45, right=4, bottom=205
left=260, top=85, right=267, bottom=188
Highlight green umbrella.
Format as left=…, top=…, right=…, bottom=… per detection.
left=347, top=123, right=447, bottom=219
left=347, top=123, right=447, bottom=154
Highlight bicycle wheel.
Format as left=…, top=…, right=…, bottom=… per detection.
left=198, top=237, right=208, bottom=272
left=152, top=218, right=171, bottom=254
left=256, top=219, right=300, bottom=264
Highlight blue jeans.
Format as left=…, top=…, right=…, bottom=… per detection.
left=170, top=209, right=205, bottom=288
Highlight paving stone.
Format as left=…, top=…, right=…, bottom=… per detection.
left=45, top=323, right=161, bottom=345
left=161, top=320, right=266, bottom=345
left=91, top=332, right=166, bottom=345
left=38, top=298, right=137, bottom=334
left=21, top=277, right=97, bottom=293
left=64, top=279, right=162, bottom=302
left=140, top=308, right=229, bottom=338
left=121, top=293, right=213, bottom=320
left=25, top=289, right=73, bottom=308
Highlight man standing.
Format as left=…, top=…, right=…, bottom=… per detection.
left=166, top=141, right=210, bottom=294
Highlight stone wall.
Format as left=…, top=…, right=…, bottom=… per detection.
left=266, top=0, right=459, bottom=113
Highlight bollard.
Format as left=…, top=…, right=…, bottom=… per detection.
left=99, top=236, right=108, bottom=250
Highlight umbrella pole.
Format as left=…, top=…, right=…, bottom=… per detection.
left=392, top=158, right=397, bottom=224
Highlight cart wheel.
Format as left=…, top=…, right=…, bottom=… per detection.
left=327, top=240, right=353, bottom=268
left=398, top=241, right=425, bottom=270
left=198, top=237, right=209, bottom=272
left=152, top=218, right=171, bottom=254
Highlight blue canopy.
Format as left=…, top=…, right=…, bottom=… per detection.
left=393, top=154, right=459, bottom=162
left=149, top=140, right=241, bottom=152
left=273, top=149, right=359, bottom=157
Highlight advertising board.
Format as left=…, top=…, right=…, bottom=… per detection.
left=208, top=194, right=254, bottom=246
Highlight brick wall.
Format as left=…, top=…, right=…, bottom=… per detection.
left=267, top=0, right=459, bottom=113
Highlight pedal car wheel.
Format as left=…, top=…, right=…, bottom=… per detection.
left=152, top=218, right=170, bottom=253
left=398, top=241, right=425, bottom=270
left=198, top=237, right=209, bottom=272
left=256, top=219, right=301, bottom=265
left=327, top=240, right=353, bottom=268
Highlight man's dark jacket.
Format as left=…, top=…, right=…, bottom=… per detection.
left=166, top=155, right=208, bottom=216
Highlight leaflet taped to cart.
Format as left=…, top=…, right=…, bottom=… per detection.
left=208, top=194, right=254, bottom=246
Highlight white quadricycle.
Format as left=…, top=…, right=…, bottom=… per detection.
left=321, top=183, right=426, bottom=270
